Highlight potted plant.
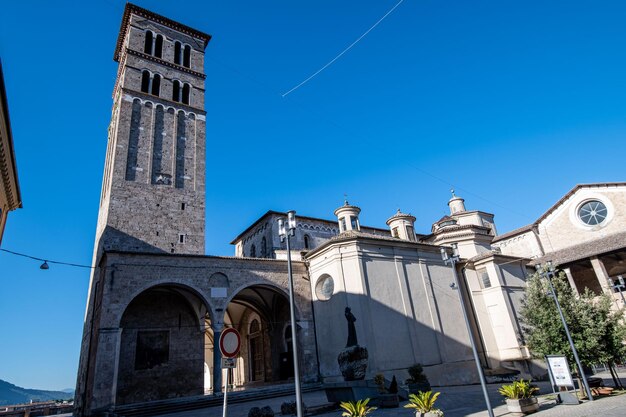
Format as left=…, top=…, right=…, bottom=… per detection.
left=498, top=379, right=539, bottom=414
left=374, top=374, right=399, bottom=408
left=406, top=363, right=431, bottom=394
left=404, top=391, right=443, bottom=417
left=339, top=398, right=376, bottom=417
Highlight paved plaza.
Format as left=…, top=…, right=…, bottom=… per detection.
left=157, top=372, right=626, bottom=417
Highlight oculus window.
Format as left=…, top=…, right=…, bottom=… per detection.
left=578, top=200, right=607, bottom=226
left=315, top=275, right=334, bottom=301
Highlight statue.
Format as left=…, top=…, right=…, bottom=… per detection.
left=337, top=306, right=368, bottom=381
left=345, top=307, right=358, bottom=347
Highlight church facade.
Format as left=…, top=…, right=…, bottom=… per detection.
left=74, top=3, right=626, bottom=417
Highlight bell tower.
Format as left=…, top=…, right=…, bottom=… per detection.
left=95, top=3, right=211, bottom=255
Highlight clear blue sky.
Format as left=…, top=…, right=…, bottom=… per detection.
left=1, top=0, right=625, bottom=391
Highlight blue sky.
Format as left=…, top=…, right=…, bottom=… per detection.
left=1, top=0, right=625, bottom=390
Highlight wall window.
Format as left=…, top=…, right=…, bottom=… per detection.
left=304, top=234, right=310, bottom=249
left=141, top=70, right=150, bottom=93
left=478, top=268, right=492, bottom=289
left=182, top=83, right=190, bottom=104
left=392, top=227, right=399, bottom=238
left=144, top=31, right=164, bottom=58
left=154, top=34, right=163, bottom=58
left=151, top=74, right=161, bottom=96
left=250, top=319, right=260, bottom=334
left=144, top=31, right=153, bottom=55
left=350, top=216, right=358, bottom=230
left=578, top=200, right=608, bottom=226
left=261, top=237, right=267, bottom=258
left=141, top=71, right=161, bottom=97
left=172, top=81, right=190, bottom=104
left=172, top=80, right=181, bottom=102
left=135, top=330, right=169, bottom=370
left=250, top=244, right=256, bottom=258
left=406, top=225, right=415, bottom=241
left=183, top=45, right=191, bottom=68
left=174, top=41, right=182, bottom=65
left=340, top=218, right=347, bottom=232
left=315, top=274, right=335, bottom=301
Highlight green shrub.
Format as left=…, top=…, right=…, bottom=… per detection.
left=406, top=363, right=429, bottom=384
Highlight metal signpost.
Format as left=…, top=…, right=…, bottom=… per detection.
left=220, top=328, right=241, bottom=417
left=546, top=355, right=579, bottom=404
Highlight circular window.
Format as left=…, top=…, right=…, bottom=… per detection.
left=315, top=275, right=334, bottom=301
left=578, top=200, right=608, bottom=226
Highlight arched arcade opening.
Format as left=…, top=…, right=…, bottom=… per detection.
left=115, top=285, right=214, bottom=405
left=223, top=284, right=297, bottom=388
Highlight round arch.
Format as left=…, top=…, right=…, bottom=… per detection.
left=116, top=281, right=214, bottom=328
left=223, top=282, right=301, bottom=387
left=115, top=283, right=215, bottom=405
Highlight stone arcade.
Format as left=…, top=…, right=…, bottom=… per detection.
left=75, top=4, right=626, bottom=417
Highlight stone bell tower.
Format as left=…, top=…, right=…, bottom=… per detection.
left=95, top=3, right=211, bottom=256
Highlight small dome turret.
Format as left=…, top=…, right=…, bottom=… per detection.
left=334, top=200, right=361, bottom=233
left=448, top=189, right=466, bottom=215
left=386, top=209, right=417, bottom=241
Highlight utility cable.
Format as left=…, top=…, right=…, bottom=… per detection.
left=282, top=0, right=405, bottom=97
left=0, top=248, right=94, bottom=269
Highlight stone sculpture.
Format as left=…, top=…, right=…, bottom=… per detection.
left=337, top=306, right=368, bottom=380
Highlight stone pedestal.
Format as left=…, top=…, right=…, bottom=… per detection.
left=337, top=345, right=368, bottom=381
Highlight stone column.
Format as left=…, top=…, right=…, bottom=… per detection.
left=563, top=268, right=579, bottom=295
left=590, top=257, right=612, bottom=294
left=90, top=327, right=122, bottom=411
left=212, top=321, right=224, bottom=394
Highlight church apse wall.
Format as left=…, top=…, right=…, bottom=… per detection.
left=307, top=237, right=479, bottom=386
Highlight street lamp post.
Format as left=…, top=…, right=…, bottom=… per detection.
left=441, top=243, right=494, bottom=417
left=278, top=211, right=304, bottom=417
left=535, top=261, right=594, bottom=401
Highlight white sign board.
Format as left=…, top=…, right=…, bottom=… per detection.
left=221, top=357, right=236, bottom=368
left=546, top=355, right=574, bottom=387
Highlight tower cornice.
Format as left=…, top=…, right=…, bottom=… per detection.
left=114, top=3, right=212, bottom=62
left=119, top=87, right=208, bottom=115
left=127, top=49, right=207, bottom=79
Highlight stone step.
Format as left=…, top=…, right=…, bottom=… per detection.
left=113, top=383, right=323, bottom=417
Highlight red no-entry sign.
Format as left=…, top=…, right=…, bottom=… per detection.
left=219, top=328, right=241, bottom=358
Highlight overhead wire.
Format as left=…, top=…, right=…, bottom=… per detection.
left=282, top=0, right=405, bottom=97
left=0, top=248, right=94, bottom=269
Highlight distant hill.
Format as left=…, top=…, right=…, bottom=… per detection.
left=0, top=379, right=73, bottom=406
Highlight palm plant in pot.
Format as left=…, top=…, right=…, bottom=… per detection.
left=339, top=398, right=376, bottom=417
left=404, top=390, right=443, bottom=417
left=498, top=379, right=539, bottom=414
left=406, top=363, right=431, bottom=394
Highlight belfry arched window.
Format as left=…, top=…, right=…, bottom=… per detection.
left=151, top=74, right=161, bottom=97
left=154, top=34, right=164, bottom=58
left=183, top=45, right=191, bottom=68
left=172, top=80, right=181, bottom=102
left=182, top=83, right=190, bottom=105
left=174, top=41, right=182, bottom=65
left=140, top=71, right=161, bottom=97
left=304, top=234, right=310, bottom=249
left=144, top=31, right=153, bottom=54
left=141, top=70, right=150, bottom=93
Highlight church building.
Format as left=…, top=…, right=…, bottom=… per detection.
left=74, top=4, right=626, bottom=416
